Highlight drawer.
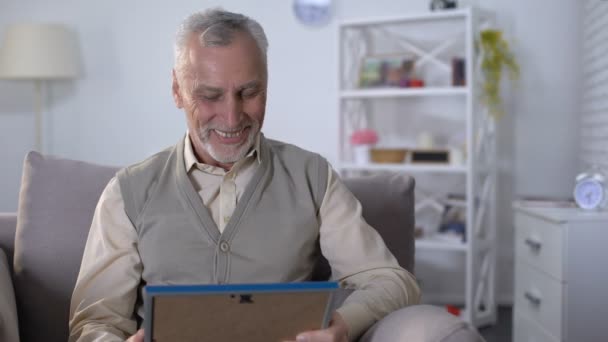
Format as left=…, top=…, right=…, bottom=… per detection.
left=515, top=212, right=565, bottom=280
left=514, top=261, right=564, bottom=339
left=513, top=311, right=559, bottom=342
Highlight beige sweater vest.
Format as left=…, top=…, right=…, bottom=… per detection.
left=116, top=135, right=328, bottom=318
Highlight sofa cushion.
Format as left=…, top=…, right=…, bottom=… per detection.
left=360, top=304, right=485, bottom=342
left=0, top=213, right=17, bottom=269
left=0, top=248, right=19, bottom=342
left=13, top=152, right=118, bottom=342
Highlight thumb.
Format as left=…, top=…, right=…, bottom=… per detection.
left=129, top=329, right=145, bottom=342
left=296, top=334, right=310, bottom=342
left=297, top=330, right=327, bottom=342
left=136, top=329, right=145, bottom=341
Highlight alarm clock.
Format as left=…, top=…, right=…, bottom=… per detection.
left=573, top=170, right=608, bottom=210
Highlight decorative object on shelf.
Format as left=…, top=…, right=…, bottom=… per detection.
left=407, top=78, right=425, bottom=88
left=439, top=205, right=466, bottom=242
left=370, top=148, right=408, bottom=163
left=430, top=0, right=457, bottom=11
left=573, top=167, right=608, bottom=210
left=359, top=55, right=415, bottom=88
left=0, top=23, right=82, bottom=152
left=415, top=192, right=446, bottom=237
left=446, top=305, right=461, bottom=317
left=417, top=131, right=435, bottom=149
left=451, top=57, right=466, bottom=86
left=410, top=149, right=450, bottom=164
left=478, top=29, right=519, bottom=118
left=293, top=0, right=333, bottom=26
left=350, top=129, right=378, bottom=165
left=449, top=147, right=464, bottom=166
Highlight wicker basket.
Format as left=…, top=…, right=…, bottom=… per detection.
left=370, top=148, right=408, bottom=163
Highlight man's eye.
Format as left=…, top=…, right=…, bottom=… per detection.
left=202, top=94, right=220, bottom=101
left=242, top=90, right=259, bottom=98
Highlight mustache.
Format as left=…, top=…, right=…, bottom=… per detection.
left=199, top=120, right=260, bottom=139
left=202, top=119, right=255, bottom=132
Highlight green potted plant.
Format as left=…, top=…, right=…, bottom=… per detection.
left=478, top=29, right=519, bottom=118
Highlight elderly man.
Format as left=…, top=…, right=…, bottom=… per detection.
left=69, top=9, right=422, bottom=342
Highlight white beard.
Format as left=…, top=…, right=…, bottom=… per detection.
left=197, top=120, right=260, bottom=164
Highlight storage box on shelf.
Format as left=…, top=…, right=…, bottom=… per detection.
left=337, top=8, right=497, bottom=327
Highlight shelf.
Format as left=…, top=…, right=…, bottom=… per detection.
left=339, top=7, right=494, bottom=28
left=340, top=87, right=467, bottom=99
left=415, top=238, right=467, bottom=251
left=339, top=163, right=467, bottom=173
left=339, top=8, right=470, bottom=28
left=338, top=7, right=498, bottom=327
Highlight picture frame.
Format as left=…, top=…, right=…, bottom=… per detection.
left=358, top=55, right=416, bottom=88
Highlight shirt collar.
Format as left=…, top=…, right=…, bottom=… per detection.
left=184, top=131, right=262, bottom=173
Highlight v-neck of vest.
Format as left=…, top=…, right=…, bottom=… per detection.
left=175, top=134, right=270, bottom=244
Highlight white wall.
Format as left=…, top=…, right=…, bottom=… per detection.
left=0, top=0, right=580, bottom=304
left=580, top=0, right=608, bottom=169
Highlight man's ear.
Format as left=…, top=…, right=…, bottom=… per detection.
left=172, top=69, right=184, bottom=109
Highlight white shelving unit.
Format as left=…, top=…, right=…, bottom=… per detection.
left=338, top=8, right=497, bottom=327
left=340, top=87, right=468, bottom=98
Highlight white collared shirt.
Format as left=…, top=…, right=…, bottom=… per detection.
left=183, top=133, right=261, bottom=233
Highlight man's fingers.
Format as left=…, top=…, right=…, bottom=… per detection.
left=136, top=329, right=145, bottom=341
left=126, top=329, right=144, bottom=342
left=296, top=329, right=332, bottom=342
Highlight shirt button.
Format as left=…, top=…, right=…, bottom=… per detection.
left=224, top=216, right=231, bottom=223
left=219, top=241, right=230, bottom=253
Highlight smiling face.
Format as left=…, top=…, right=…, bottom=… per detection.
left=172, top=31, right=267, bottom=169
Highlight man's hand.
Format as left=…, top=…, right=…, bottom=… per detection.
left=126, top=329, right=144, bottom=342
left=126, top=313, right=348, bottom=342
left=286, top=312, right=349, bottom=342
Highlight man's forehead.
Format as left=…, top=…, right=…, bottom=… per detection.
left=192, top=79, right=262, bottom=92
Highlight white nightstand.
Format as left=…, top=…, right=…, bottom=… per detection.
left=512, top=202, right=608, bottom=342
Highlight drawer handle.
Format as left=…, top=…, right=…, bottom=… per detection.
left=524, top=291, right=541, bottom=306
left=524, top=238, right=542, bottom=250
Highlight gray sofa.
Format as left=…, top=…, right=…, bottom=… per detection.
left=0, top=151, right=484, bottom=342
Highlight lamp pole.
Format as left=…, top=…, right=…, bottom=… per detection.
left=34, top=80, right=43, bottom=152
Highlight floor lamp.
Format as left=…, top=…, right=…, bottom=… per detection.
left=0, top=24, right=82, bottom=152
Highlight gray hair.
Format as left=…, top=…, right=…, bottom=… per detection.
left=174, top=8, right=268, bottom=74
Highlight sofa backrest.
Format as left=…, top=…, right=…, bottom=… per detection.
left=344, top=173, right=415, bottom=273
left=312, top=173, right=415, bottom=281
left=0, top=213, right=17, bottom=269
left=13, top=151, right=415, bottom=342
left=14, top=152, right=118, bottom=342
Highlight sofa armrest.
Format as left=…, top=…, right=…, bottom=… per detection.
left=360, top=305, right=485, bottom=342
left=0, top=213, right=16, bottom=268
left=0, top=248, right=19, bottom=342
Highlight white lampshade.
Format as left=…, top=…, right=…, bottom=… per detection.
left=0, top=23, right=82, bottom=79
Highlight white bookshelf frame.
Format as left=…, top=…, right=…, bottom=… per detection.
left=337, top=8, right=497, bottom=327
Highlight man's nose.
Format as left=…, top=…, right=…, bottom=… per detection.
left=224, top=96, right=243, bottom=127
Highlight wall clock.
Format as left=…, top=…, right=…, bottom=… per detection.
left=293, top=0, right=333, bottom=26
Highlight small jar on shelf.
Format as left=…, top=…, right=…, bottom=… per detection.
left=350, top=129, right=378, bottom=165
